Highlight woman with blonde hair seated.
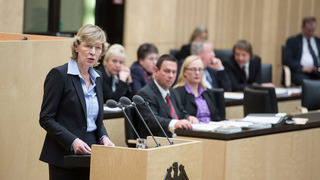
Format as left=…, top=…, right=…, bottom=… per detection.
left=95, top=44, right=133, bottom=102
left=174, top=55, right=221, bottom=123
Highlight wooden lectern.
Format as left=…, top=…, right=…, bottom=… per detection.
left=90, top=137, right=202, bottom=180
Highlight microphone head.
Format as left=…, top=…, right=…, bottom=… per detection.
left=119, top=96, right=132, bottom=106
left=106, top=99, right=118, bottom=108
left=132, top=95, right=145, bottom=105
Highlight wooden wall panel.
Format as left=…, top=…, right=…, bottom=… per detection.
left=0, top=0, right=24, bottom=33
left=0, top=37, right=72, bottom=180
left=124, top=0, right=320, bottom=86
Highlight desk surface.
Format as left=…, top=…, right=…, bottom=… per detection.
left=225, top=93, right=301, bottom=106
left=176, top=112, right=320, bottom=140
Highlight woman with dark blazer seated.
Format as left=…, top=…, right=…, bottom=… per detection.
left=95, top=44, right=133, bottom=102
left=223, top=40, right=274, bottom=91
left=39, top=24, right=115, bottom=180
left=174, top=55, right=221, bottom=122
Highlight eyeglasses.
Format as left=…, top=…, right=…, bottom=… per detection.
left=185, top=67, right=204, bottom=73
left=83, top=44, right=103, bottom=52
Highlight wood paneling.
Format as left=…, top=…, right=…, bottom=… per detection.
left=0, top=35, right=72, bottom=180
left=124, top=0, right=320, bottom=86
left=0, top=0, right=24, bottom=33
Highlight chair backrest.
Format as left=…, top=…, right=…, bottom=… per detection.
left=243, top=88, right=278, bottom=116
left=124, top=106, right=140, bottom=147
left=211, top=88, right=226, bottom=120
left=214, top=49, right=232, bottom=62
left=302, top=79, right=320, bottom=111
left=252, top=83, right=278, bottom=113
left=281, top=45, right=292, bottom=87
left=261, top=63, right=272, bottom=83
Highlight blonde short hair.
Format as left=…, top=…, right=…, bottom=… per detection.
left=174, top=55, right=206, bottom=88
left=104, top=44, right=126, bottom=63
left=71, top=24, right=109, bottom=60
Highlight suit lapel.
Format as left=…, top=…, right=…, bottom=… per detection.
left=70, top=75, right=87, bottom=118
left=96, top=77, right=104, bottom=121
left=150, top=81, right=172, bottom=118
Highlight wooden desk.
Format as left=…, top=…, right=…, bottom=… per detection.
left=225, top=94, right=301, bottom=119
left=176, top=112, right=320, bottom=180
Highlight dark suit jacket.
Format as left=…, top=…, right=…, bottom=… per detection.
left=284, top=34, right=320, bottom=85
left=176, top=44, right=191, bottom=61
left=95, top=64, right=133, bottom=102
left=206, top=67, right=232, bottom=92
left=223, top=55, right=262, bottom=91
left=39, top=63, right=108, bottom=167
left=137, top=80, right=189, bottom=138
left=174, top=86, right=221, bottom=121
left=130, top=61, right=148, bottom=94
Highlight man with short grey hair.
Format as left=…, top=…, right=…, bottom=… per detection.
left=191, top=41, right=232, bottom=91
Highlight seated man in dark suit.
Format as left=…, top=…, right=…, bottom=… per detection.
left=137, top=54, right=199, bottom=138
left=223, top=40, right=274, bottom=91
left=284, top=17, right=320, bottom=86
left=191, top=41, right=232, bottom=91
left=95, top=44, right=133, bottom=102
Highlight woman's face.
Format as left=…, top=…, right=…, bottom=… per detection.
left=194, top=32, right=208, bottom=42
left=76, top=42, right=102, bottom=68
left=104, top=55, right=124, bottom=76
left=139, top=53, right=158, bottom=73
left=183, top=59, right=204, bottom=85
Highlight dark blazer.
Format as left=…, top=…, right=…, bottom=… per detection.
left=223, top=55, right=262, bottom=91
left=130, top=61, right=148, bottom=94
left=284, top=34, right=320, bottom=85
left=137, top=80, right=189, bottom=138
left=176, top=44, right=191, bottom=61
left=95, top=64, right=133, bottom=102
left=39, top=63, right=108, bottom=167
left=174, top=86, right=221, bottom=121
left=206, top=67, right=232, bottom=92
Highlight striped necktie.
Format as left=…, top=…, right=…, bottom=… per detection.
left=165, top=94, right=178, bottom=119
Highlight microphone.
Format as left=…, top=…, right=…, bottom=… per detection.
left=132, top=95, right=173, bottom=145
left=106, top=99, right=141, bottom=140
left=119, top=97, right=161, bottom=147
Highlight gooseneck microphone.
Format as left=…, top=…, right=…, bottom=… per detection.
left=106, top=99, right=141, bottom=140
left=119, top=97, right=161, bottom=147
left=132, top=95, right=173, bottom=145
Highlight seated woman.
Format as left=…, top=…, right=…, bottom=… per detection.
left=95, top=44, right=133, bottom=102
left=176, top=26, right=208, bottom=61
left=130, top=43, right=159, bottom=94
left=223, top=40, right=274, bottom=91
left=174, top=55, right=221, bottom=123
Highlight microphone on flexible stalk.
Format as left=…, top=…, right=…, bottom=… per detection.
left=119, top=96, right=161, bottom=147
left=132, top=95, right=174, bottom=145
left=106, top=99, right=141, bottom=140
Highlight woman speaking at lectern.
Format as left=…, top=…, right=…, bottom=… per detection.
left=39, top=24, right=115, bottom=180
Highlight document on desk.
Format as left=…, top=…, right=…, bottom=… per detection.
left=191, top=121, right=253, bottom=132
left=240, top=113, right=287, bottom=124
left=191, top=124, right=221, bottom=132
left=224, top=92, right=244, bottom=99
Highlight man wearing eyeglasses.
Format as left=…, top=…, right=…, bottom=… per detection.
left=191, top=41, right=232, bottom=91
left=137, top=54, right=199, bottom=138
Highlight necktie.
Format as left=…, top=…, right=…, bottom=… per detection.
left=307, top=39, right=319, bottom=68
left=242, top=67, right=247, bottom=83
left=204, top=69, right=213, bottom=89
left=165, top=94, right=178, bottom=119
